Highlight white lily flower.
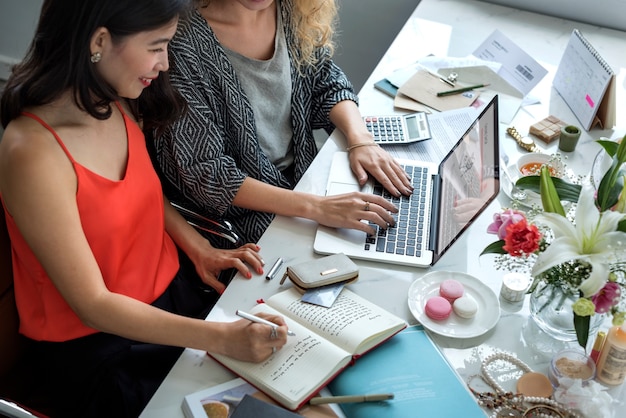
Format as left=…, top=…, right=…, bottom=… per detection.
left=531, top=183, right=626, bottom=296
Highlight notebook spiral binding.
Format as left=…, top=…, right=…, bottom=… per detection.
left=573, top=29, right=613, bottom=75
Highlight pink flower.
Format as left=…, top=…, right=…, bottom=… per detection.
left=591, top=282, right=621, bottom=314
left=487, top=209, right=526, bottom=240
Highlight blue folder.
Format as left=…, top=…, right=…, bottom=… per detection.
left=328, top=325, right=486, bottom=418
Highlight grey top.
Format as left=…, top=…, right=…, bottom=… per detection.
left=152, top=0, right=358, bottom=244
left=223, top=9, right=294, bottom=173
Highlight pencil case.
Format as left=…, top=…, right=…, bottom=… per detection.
left=280, top=254, right=359, bottom=293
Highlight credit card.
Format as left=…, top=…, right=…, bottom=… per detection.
left=301, top=283, right=345, bottom=308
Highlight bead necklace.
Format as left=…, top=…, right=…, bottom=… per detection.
left=467, top=352, right=583, bottom=418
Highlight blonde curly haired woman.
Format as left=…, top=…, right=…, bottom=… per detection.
left=150, top=0, right=414, bottom=246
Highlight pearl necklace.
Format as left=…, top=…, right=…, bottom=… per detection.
left=481, top=352, right=533, bottom=393
left=468, top=352, right=583, bottom=418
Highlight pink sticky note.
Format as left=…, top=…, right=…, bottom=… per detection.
left=585, top=94, right=595, bottom=107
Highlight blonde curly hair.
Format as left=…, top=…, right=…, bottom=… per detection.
left=290, top=0, right=337, bottom=68
left=195, top=0, right=337, bottom=69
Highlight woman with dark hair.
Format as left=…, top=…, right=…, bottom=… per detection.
left=151, top=0, right=414, bottom=246
left=0, top=1, right=288, bottom=416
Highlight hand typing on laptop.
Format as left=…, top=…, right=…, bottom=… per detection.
left=314, top=96, right=501, bottom=268
left=309, top=191, right=398, bottom=236
left=346, top=141, right=415, bottom=197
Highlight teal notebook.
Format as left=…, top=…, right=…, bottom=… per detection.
left=327, top=326, right=486, bottom=417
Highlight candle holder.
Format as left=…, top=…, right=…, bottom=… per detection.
left=558, top=125, right=581, bottom=152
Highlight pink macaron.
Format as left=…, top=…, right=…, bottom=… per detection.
left=424, top=296, right=452, bottom=321
left=439, top=279, right=464, bottom=303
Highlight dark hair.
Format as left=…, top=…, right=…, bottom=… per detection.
left=1, top=0, right=191, bottom=129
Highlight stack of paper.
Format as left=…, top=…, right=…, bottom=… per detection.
left=378, top=30, right=548, bottom=124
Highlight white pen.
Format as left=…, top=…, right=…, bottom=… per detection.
left=236, top=310, right=296, bottom=336
left=265, top=257, right=283, bottom=281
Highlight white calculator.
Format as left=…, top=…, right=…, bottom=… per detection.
left=363, top=112, right=431, bottom=144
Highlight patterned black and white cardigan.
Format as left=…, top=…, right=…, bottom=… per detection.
left=153, top=0, right=358, bottom=245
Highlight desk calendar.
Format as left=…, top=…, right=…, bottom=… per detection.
left=552, top=29, right=616, bottom=130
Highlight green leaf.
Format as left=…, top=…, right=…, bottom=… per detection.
left=596, top=136, right=626, bottom=211
left=539, top=166, right=565, bottom=216
left=597, top=136, right=626, bottom=161
left=597, top=139, right=619, bottom=157
left=597, top=162, right=626, bottom=211
left=574, top=312, right=591, bottom=351
left=618, top=219, right=626, bottom=233
left=480, top=240, right=507, bottom=256
left=599, top=170, right=625, bottom=210
left=515, top=176, right=582, bottom=202
left=616, top=135, right=626, bottom=163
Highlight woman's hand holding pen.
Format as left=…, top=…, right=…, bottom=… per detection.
left=222, top=312, right=289, bottom=362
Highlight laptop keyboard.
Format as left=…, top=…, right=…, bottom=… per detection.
left=366, top=164, right=429, bottom=257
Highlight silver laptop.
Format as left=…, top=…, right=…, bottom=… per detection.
left=313, top=96, right=500, bottom=267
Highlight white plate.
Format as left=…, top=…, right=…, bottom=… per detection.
left=407, top=271, right=500, bottom=338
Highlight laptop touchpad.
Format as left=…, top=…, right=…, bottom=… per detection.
left=326, top=181, right=373, bottom=196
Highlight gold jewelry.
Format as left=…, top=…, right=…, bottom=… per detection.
left=467, top=352, right=582, bottom=418
left=364, top=201, right=370, bottom=211
left=90, top=51, right=102, bottom=63
left=346, top=142, right=379, bottom=152
left=506, top=126, right=540, bottom=153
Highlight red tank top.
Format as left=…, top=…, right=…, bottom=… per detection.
left=2, top=105, right=179, bottom=341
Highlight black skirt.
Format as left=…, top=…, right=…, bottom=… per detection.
left=12, top=251, right=223, bottom=418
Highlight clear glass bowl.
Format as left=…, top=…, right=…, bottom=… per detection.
left=549, top=348, right=596, bottom=387
left=590, top=138, right=624, bottom=188
left=590, top=148, right=610, bottom=188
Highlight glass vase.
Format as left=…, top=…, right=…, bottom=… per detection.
left=529, top=281, right=604, bottom=343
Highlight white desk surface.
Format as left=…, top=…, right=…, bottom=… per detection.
left=141, top=0, right=626, bottom=416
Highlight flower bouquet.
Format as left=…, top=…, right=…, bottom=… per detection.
left=482, top=136, right=626, bottom=350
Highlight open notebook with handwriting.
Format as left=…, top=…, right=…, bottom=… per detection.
left=207, top=287, right=407, bottom=411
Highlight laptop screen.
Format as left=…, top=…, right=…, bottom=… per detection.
left=434, top=98, right=500, bottom=258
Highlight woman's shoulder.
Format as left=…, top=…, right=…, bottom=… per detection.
left=2, top=112, right=55, bottom=148
left=172, top=9, right=209, bottom=47
left=0, top=109, right=72, bottom=175
left=169, top=15, right=224, bottom=81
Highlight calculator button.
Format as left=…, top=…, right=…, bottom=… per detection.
left=364, top=115, right=419, bottom=143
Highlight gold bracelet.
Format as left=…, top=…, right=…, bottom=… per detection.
left=346, top=142, right=379, bottom=152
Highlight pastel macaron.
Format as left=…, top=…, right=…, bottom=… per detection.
left=439, top=279, right=464, bottom=303
left=424, top=296, right=452, bottom=320
left=452, top=295, right=478, bottom=319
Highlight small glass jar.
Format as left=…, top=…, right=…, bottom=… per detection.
left=549, top=348, right=596, bottom=387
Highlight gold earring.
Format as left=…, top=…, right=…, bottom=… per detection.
left=90, top=51, right=102, bottom=63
